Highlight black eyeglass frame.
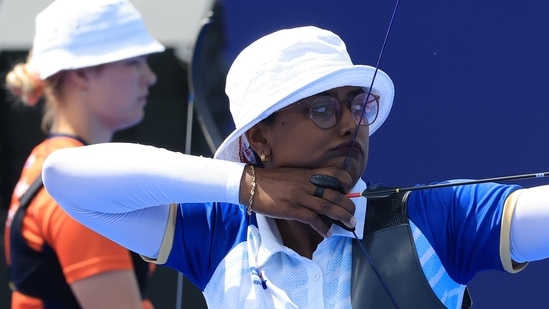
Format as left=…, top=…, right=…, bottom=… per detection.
left=278, top=92, right=380, bottom=129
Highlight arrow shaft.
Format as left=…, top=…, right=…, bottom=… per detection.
left=361, top=172, right=549, bottom=198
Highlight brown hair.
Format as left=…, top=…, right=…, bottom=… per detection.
left=5, top=55, right=65, bottom=133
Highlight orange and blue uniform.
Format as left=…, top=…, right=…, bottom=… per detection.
left=4, top=135, right=154, bottom=309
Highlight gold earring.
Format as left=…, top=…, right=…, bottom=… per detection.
left=260, top=153, right=268, bottom=163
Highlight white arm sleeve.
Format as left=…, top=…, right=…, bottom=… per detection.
left=510, top=185, right=549, bottom=262
left=42, top=142, right=246, bottom=258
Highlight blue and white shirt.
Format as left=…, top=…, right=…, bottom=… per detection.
left=154, top=180, right=524, bottom=309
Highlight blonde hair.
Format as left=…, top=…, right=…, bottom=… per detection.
left=5, top=55, right=65, bottom=133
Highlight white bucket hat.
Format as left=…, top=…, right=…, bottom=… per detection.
left=28, top=0, right=165, bottom=80
left=214, top=26, right=395, bottom=162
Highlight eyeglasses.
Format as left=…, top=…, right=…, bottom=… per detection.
left=280, top=92, right=380, bottom=129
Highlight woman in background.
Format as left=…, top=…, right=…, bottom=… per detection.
left=3, top=0, right=164, bottom=308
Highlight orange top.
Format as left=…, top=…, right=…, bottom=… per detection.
left=4, top=136, right=154, bottom=309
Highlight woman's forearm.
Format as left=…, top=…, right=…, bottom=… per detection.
left=42, top=142, right=246, bottom=213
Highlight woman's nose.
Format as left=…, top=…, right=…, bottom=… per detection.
left=338, top=104, right=360, bottom=134
left=143, top=63, right=157, bottom=87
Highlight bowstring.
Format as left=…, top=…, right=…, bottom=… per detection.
left=344, top=0, right=401, bottom=170
left=344, top=1, right=402, bottom=308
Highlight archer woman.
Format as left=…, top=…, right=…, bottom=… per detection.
left=42, top=26, right=549, bottom=308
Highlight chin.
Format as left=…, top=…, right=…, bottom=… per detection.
left=117, top=115, right=144, bottom=131
left=346, top=161, right=367, bottom=183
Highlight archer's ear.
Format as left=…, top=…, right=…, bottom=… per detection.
left=245, top=123, right=270, bottom=155
left=64, top=69, right=89, bottom=91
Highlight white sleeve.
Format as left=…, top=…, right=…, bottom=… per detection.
left=42, top=142, right=246, bottom=258
left=510, top=185, right=549, bottom=263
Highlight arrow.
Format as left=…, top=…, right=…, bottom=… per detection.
left=348, top=172, right=549, bottom=199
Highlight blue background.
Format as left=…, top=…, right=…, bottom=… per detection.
left=222, top=0, right=549, bottom=307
